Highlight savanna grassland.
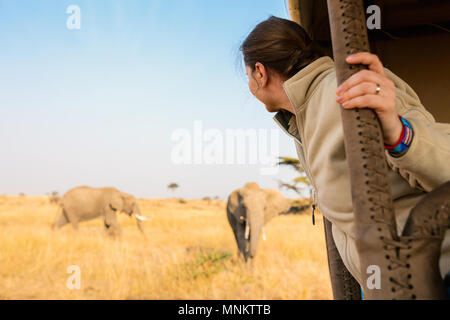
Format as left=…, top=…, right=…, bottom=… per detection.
left=0, top=195, right=332, bottom=300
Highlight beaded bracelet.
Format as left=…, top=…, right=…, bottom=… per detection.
left=384, top=116, right=414, bottom=156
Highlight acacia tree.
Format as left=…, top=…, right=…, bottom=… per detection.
left=48, top=191, right=60, bottom=204
left=278, top=156, right=313, bottom=201
left=167, top=183, right=179, bottom=194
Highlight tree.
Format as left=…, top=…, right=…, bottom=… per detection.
left=278, top=156, right=313, bottom=205
left=48, top=191, right=60, bottom=204
left=167, top=183, right=179, bottom=194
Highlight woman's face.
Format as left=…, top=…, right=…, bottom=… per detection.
left=245, top=64, right=286, bottom=113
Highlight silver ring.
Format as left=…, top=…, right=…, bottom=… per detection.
left=375, top=83, right=381, bottom=95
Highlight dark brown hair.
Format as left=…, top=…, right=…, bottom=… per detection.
left=241, top=16, right=323, bottom=79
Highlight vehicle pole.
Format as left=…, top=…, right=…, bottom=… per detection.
left=326, top=0, right=399, bottom=299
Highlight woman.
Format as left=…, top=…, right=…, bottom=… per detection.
left=240, top=16, right=450, bottom=289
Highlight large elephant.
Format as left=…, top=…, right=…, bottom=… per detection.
left=226, top=182, right=292, bottom=261
left=54, top=186, right=148, bottom=234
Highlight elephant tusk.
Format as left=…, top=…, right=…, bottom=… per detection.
left=240, top=216, right=245, bottom=221
left=244, top=223, right=250, bottom=240
left=262, top=227, right=266, bottom=241
left=135, top=214, right=149, bottom=221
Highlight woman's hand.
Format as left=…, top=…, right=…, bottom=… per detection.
left=335, top=52, right=403, bottom=146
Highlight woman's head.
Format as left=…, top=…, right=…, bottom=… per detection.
left=241, top=16, right=323, bottom=112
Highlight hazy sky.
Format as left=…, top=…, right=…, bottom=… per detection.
left=0, top=0, right=303, bottom=199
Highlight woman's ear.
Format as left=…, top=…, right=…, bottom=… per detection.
left=254, top=62, right=268, bottom=87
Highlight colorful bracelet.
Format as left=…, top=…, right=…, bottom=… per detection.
left=384, top=116, right=414, bottom=155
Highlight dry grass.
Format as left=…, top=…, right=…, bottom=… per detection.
left=0, top=195, right=332, bottom=300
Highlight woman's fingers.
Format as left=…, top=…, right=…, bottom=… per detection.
left=339, top=82, right=396, bottom=112
left=346, top=52, right=385, bottom=75
left=341, top=94, right=385, bottom=111
left=337, top=52, right=386, bottom=94
left=334, top=52, right=402, bottom=145
left=337, top=69, right=386, bottom=95
left=336, top=81, right=380, bottom=104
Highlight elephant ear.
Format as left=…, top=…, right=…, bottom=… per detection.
left=227, top=190, right=246, bottom=224
left=108, top=191, right=124, bottom=212
left=121, top=193, right=137, bottom=208
left=263, top=189, right=291, bottom=221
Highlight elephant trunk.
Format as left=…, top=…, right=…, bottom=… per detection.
left=244, top=207, right=264, bottom=261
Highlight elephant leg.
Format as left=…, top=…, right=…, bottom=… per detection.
left=70, top=218, right=79, bottom=230
left=55, top=208, right=77, bottom=230
left=54, top=212, right=69, bottom=229
left=104, top=207, right=121, bottom=236
left=61, top=210, right=79, bottom=230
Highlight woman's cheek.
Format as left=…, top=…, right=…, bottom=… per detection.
left=248, top=80, right=257, bottom=96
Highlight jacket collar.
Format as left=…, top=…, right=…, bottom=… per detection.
left=273, top=56, right=335, bottom=135
left=282, top=56, right=335, bottom=111
left=273, top=110, right=299, bottom=141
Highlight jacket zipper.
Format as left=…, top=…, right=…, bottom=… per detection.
left=312, top=189, right=317, bottom=225
left=273, top=116, right=318, bottom=225
left=281, top=82, right=319, bottom=226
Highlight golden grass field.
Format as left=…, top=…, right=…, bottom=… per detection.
left=0, top=195, right=332, bottom=300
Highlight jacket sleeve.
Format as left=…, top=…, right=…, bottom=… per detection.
left=384, top=70, right=450, bottom=192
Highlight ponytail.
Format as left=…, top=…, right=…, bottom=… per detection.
left=241, top=16, right=324, bottom=79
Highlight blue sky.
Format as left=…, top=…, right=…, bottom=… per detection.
left=0, top=0, right=302, bottom=199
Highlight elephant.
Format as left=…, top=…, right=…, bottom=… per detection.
left=54, top=186, right=148, bottom=235
left=226, top=182, right=292, bottom=261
